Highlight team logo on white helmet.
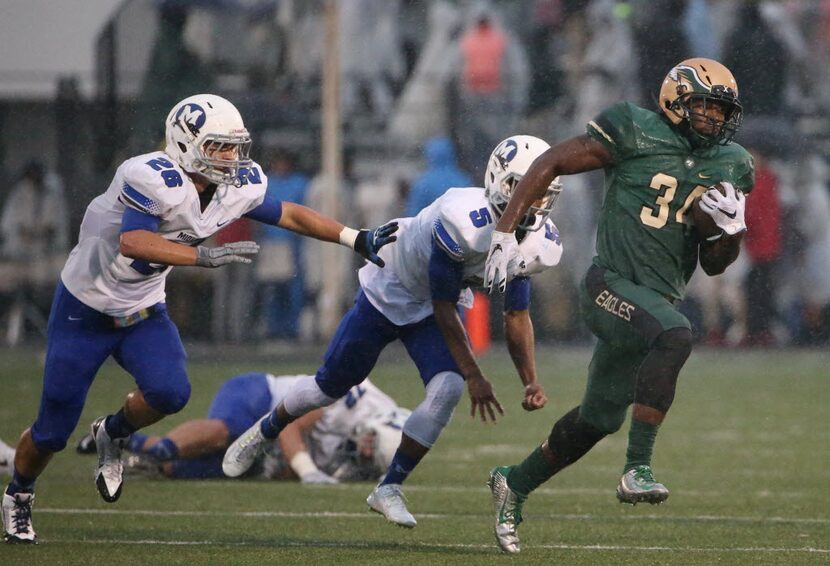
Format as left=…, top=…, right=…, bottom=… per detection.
left=164, top=94, right=253, bottom=187
left=484, top=135, right=562, bottom=231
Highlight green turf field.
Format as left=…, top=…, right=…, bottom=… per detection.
left=0, top=345, right=827, bottom=564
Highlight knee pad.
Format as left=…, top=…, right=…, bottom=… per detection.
left=31, top=424, right=70, bottom=453
left=403, top=371, right=464, bottom=448
left=283, top=375, right=338, bottom=418
left=579, top=400, right=628, bottom=435
left=547, top=406, right=607, bottom=469
left=636, top=327, right=693, bottom=413
left=144, top=380, right=191, bottom=415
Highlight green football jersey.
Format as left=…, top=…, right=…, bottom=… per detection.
left=586, top=102, right=755, bottom=301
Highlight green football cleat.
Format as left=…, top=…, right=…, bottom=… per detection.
left=616, top=465, right=669, bottom=505
left=487, top=466, right=526, bottom=554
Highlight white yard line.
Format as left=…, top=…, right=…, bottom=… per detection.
left=51, top=537, right=830, bottom=554
left=39, top=507, right=830, bottom=525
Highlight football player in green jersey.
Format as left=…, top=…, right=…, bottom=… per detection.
left=482, top=58, right=755, bottom=554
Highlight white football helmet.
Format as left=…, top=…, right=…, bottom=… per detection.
left=484, top=135, right=562, bottom=231
left=164, top=93, right=253, bottom=186
left=352, top=408, right=411, bottom=473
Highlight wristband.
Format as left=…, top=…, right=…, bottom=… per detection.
left=289, top=451, right=318, bottom=477
left=339, top=227, right=359, bottom=249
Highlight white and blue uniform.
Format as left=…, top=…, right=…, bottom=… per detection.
left=32, top=152, right=273, bottom=452
left=314, top=187, right=563, bottom=398
left=170, top=373, right=398, bottom=479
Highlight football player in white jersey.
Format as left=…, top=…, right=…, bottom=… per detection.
left=223, top=135, right=564, bottom=528
left=1, top=94, right=397, bottom=545
left=75, top=373, right=408, bottom=484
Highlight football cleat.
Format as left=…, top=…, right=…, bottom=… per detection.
left=2, top=490, right=37, bottom=544
left=616, top=465, right=670, bottom=505
left=92, top=417, right=126, bottom=503
left=366, top=484, right=417, bottom=528
left=222, top=416, right=268, bottom=478
left=75, top=432, right=96, bottom=455
left=0, top=440, right=15, bottom=476
left=488, top=466, right=525, bottom=554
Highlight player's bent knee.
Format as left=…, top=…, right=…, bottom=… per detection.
left=579, top=402, right=627, bottom=435
left=144, top=381, right=191, bottom=415
left=403, top=371, right=464, bottom=447
left=283, top=375, right=338, bottom=417
left=654, top=327, right=694, bottom=361
left=31, top=429, right=69, bottom=453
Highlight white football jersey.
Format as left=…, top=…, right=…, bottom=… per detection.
left=263, top=375, right=399, bottom=475
left=358, top=187, right=563, bottom=325
left=61, top=151, right=267, bottom=316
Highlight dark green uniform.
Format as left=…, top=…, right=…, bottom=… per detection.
left=577, top=102, right=755, bottom=433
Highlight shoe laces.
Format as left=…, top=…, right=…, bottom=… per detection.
left=633, top=465, right=656, bottom=484
left=378, top=485, right=409, bottom=511
left=11, top=496, right=33, bottom=534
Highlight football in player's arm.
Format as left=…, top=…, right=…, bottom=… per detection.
left=222, top=135, right=564, bottom=530
left=1, top=94, right=398, bottom=545
left=483, top=58, right=754, bottom=554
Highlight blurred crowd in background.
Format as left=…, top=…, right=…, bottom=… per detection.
left=1, top=0, right=829, bottom=349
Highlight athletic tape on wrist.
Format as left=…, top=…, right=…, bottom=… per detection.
left=289, top=451, right=318, bottom=478
left=339, top=227, right=359, bottom=249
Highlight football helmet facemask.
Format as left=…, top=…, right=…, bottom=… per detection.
left=485, top=135, right=561, bottom=232
left=164, top=94, right=253, bottom=186
left=659, top=58, right=742, bottom=146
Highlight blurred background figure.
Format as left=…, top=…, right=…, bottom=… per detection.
left=211, top=216, right=256, bottom=344
left=256, top=150, right=310, bottom=341
left=0, top=161, right=69, bottom=345
left=405, top=136, right=472, bottom=217
left=450, top=5, right=529, bottom=177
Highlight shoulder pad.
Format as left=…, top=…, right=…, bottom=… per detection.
left=517, top=220, right=563, bottom=276
left=432, top=189, right=490, bottom=260
left=121, top=153, right=189, bottom=216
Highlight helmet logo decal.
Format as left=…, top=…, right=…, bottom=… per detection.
left=174, top=103, right=207, bottom=136
left=671, top=65, right=711, bottom=94
left=493, top=139, right=518, bottom=169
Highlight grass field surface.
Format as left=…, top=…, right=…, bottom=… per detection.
left=0, top=345, right=827, bottom=564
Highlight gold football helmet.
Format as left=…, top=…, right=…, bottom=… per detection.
left=659, top=58, right=742, bottom=145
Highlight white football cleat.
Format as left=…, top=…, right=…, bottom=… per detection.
left=0, top=440, right=15, bottom=476
left=488, top=466, right=525, bottom=554
left=366, top=484, right=417, bottom=528
left=2, top=490, right=37, bottom=544
left=223, top=416, right=268, bottom=478
left=92, top=417, right=126, bottom=503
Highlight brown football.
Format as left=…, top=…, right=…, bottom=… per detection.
left=691, top=182, right=727, bottom=240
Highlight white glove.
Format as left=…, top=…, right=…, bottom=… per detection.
left=195, top=241, right=260, bottom=267
left=698, top=182, right=747, bottom=236
left=484, top=230, right=521, bottom=293
left=300, top=469, right=339, bottom=485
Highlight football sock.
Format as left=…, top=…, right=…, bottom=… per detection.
left=506, top=445, right=553, bottom=497
left=145, top=437, right=179, bottom=462
left=7, top=471, right=35, bottom=495
left=128, top=432, right=149, bottom=453
left=379, top=450, right=418, bottom=486
left=105, top=408, right=137, bottom=440
left=260, top=410, right=286, bottom=440
left=624, top=419, right=659, bottom=471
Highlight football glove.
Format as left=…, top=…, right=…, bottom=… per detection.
left=484, top=230, right=521, bottom=293
left=354, top=221, right=399, bottom=267
left=698, top=182, right=746, bottom=236
left=196, top=241, right=260, bottom=267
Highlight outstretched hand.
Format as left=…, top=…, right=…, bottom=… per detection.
left=467, top=376, right=505, bottom=423
left=196, top=241, right=260, bottom=267
left=355, top=221, right=399, bottom=267
left=521, top=382, right=547, bottom=411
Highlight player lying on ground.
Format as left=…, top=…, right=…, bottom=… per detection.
left=483, top=58, right=753, bottom=553
left=1, top=93, right=398, bottom=545
left=223, top=135, right=564, bottom=528
left=76, top=373, right=408, bottom=483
